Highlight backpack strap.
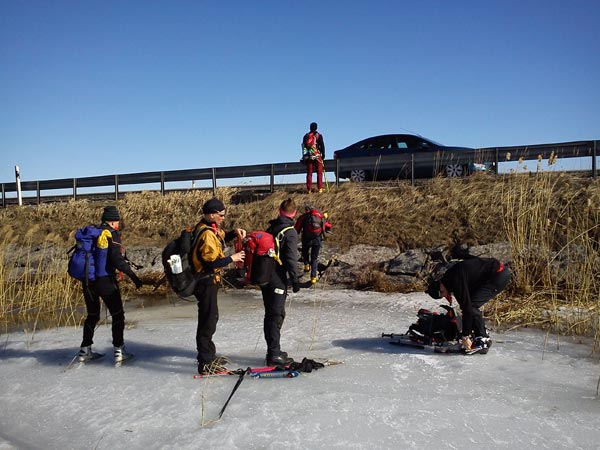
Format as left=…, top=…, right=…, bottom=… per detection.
left=274, top=226, right=294, bottom=264
left=189, top=225, right=213, bottom=273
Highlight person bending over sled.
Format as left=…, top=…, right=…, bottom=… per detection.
left=426, top=257, right=511, bottom=354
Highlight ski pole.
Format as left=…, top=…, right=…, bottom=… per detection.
left=217, top=367, right=249, bottom=419
left=251, top=370, right=299, bottom=379
left=320, top=158, right=330, bottom=192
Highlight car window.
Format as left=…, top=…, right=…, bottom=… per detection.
left=365, top=137, right=394, bottom=150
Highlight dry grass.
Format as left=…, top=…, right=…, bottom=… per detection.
left=0, top=239, right=82, bottom=340
left=1, top=172, right=599, bottom=348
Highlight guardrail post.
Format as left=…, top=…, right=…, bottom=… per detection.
left=335, top=159, right=340, bottom=187
left=212, top=168, right=217, bottom=196
left=270, top=164, right=275, bottom=193
left=593, top=141, right=597, bottom=179
left=411, top=154, right=415, bottom=186
left=495, top=148, right=499, bottom=175
left=36, top=181, right=41, bottom=205
left=73, top=178, right=77, bottom=201
left=114, top=175, right=119, bottom=201
left=15, top=165, right=23, bottom=206
left=160, top=171, right=165, bottom=195
left=1, top=183, right=5, bottom=208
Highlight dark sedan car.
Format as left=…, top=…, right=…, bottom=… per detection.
left=333, top=134, right=487, bottom=182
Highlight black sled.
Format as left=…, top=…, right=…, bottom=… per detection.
left=383, top=304, right=462, bottom=349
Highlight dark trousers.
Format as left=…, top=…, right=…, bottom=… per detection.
left=469, top=267, right=512, bottom=337
left=260, top=274, right=287, bottom=356
left=302, top=238, right=321, bottom=278
left=194, top=283, right=219, bottom=365
left=306, top=159, right=323, bottom=191
left=81, top=276, right=125, bottom=348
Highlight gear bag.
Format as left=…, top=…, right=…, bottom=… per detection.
left=302, top=208, right=327, bottom=239
left=67, top=226, right=103, bottom=284
left=301, top=132, right=320, bottom=163
left=408, top=304, right=461, bottom=345
left=162, top=227, right=209, bottom=298
left=303, top=131, right=319, bottom=150
left=242, top=227, right=293, bottom=286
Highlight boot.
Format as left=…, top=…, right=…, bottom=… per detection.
left=303, top=263, right=311, bottom=273
left=310, top=277, right=318, bottom=284
left=474, top=336, right=493, bottom=354
left=198, top=358, right=229, bottom=375
left=266, top=351, right=294, bottom=367
left=78, top=346, right=104, bottom=362
left=114, top=345, right=134, bottom=363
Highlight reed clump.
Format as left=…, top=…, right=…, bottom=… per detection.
left=0, top=239, right=82, bottom=337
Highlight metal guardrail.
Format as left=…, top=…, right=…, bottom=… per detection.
left=1, top=140, right=597, bottom=207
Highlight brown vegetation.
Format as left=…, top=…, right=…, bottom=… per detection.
left=1, top=172, right=599, bottom=349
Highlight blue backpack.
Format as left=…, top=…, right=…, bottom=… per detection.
left=67, top=226, right=103, bottom=283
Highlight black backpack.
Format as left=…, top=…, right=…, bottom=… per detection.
left=162, top=227, right=209, bottom=298
left=408, top=305, right=461, bottom=345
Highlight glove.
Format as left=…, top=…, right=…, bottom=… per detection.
left=131, top=274, right=144, bottom=289
left=460, top=336, right=472, bottom=350
left=292, top=281, right=300, bottom=293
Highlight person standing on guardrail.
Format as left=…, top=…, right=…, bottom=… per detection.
left=191, top=198, right=246, bottom=375
left=301, top=122, right=326, bottom=193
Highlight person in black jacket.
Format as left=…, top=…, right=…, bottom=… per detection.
left=426, top=257, right=511, bottom=353
left=261, top=198, right=301, bottom=366
left=79, top=205, right=143, bottom=364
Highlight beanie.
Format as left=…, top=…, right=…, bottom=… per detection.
left=101, top=205, right=120, bottom=222
left=202, top=198, right=225, bottom=214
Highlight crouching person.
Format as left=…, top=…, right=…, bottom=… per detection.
left=426, top=256, right=511, bottom=354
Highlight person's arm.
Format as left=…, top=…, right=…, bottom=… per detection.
left=106, top=232, right=142, bottom=287
left=284, top=229, right=300, bottom=289
left=317, top=134, right=325, bottom=159
left=452, top=267, right=474, bottom=336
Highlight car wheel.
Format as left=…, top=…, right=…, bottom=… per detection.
left=350, top=169, right=367, bottom=183
left=444, top=164, right=466, bottom=178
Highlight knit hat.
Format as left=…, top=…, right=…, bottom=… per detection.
left=101, top=205, right=120, bottom=222
left=202, top=198, right=225, bottom=214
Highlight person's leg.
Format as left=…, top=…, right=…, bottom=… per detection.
left=261, top=279, right=286, bottom=357
left=310, top=241, right=321, bottom=279
left=470, top=267, right=512, bottom=341
left=302, top=239, right=310, bottom=269
left=195, top=283, right=219, bottom=366
left=316, top=159, right=324, bottom=191
left=80, top=282, right=101, bottom=347
left=306, top=161, right=314, bottom=192
left=94, top=277, right=125, bottom=347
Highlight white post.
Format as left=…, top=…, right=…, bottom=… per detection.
left=15, top=165, right=23, bottom=206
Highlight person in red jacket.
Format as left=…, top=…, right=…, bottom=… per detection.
left=295, top=205, right=332, bottom=284
left=426, top=257, right=511, bottom=353
left=301, top=122, right=326, bottom=193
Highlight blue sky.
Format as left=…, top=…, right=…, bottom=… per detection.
left=1, top=0, right=599, bottom=184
